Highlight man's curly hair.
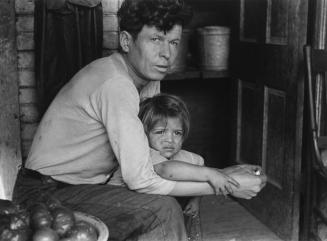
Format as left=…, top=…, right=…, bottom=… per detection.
left=118, top=0, right=193, bottom=39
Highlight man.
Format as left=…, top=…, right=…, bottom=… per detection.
left=13, top=0, right=266, bottom=240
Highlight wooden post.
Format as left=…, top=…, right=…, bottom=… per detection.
left=0, top=0, right=22, bottom=200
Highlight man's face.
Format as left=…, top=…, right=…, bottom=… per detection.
left=148, top=117, right=184, bottom=159
left=126, top=24, right=182, bottom=81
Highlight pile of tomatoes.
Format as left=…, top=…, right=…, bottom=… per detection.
left=0, top=196, right=98, bottom=241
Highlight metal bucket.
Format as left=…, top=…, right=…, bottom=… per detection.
left=197, top=26, right=230, bottom=71
left=169, top=29, right=191, bottom=73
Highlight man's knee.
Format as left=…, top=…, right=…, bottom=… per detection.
left=140, top=195, right=186, bottom=240
left=155, top=196, right=184, bottom=223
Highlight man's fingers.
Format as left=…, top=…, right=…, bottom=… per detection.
left=225, top=185, right=233, bottom=194
left=217, top=188, right=223, bottom=196
left=227, top=176, right=240, bottom=188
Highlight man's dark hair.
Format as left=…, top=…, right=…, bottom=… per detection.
left=139, top=93, right=190, bottom=140
left=117, top=0, right=193, bottom=39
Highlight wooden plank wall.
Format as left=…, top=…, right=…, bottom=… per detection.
left=0, top=0, right=21, bottom=200
left=15, top=0, right=123, bottom=160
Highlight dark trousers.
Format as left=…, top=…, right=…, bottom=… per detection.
left=13, top=168, right=187, bottom=241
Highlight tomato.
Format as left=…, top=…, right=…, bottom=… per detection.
left=65, top=221, right=97, bottom=241
left=32, top=227, right=59, bottom=241
left=9, top=211, right=30, bottom=230
left=30, top=203, right=53, bottom=229
left=0, top=228, right=31, bottom=241
left=51, top=206, right=75, bottom=237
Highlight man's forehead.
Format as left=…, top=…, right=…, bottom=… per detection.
left=141, top=25, right=182, bottom=37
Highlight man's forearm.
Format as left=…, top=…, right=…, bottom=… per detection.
left=167, top=180, right=258, bottom=199
left=168, top=181, right=215, bottom=196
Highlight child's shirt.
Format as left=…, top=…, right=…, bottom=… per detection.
left=108, top=148, right=204, bottom=186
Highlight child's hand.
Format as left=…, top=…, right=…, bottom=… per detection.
left=207, top=168, right=239, bottom=196
left=184, top=198, right=200, bottom=217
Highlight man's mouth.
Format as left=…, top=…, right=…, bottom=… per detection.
left=155, top=65, right=169, bottom=72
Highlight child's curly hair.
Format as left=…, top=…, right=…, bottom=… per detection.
left=139, top=93, right=190, bottom=140
left=118, top=0, right=193, bottom=39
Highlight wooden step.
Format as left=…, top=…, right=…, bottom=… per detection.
left=199, top=196, right=283, bottom=241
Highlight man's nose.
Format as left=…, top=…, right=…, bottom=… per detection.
left=160, top=42, right=170, bottom=59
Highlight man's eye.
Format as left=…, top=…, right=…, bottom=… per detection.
left=174, top=131, right=183, bottom=136
left=170, top=41, right=179, bottom=47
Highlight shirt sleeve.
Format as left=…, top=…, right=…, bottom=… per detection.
left=91, top=78, right=176, bottom=194
left=171, top=150, right=205, bottom=166
left=150, top=148, right=169, bottom=165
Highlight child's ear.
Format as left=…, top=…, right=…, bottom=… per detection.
left=119, top=31, right=132, bottom=53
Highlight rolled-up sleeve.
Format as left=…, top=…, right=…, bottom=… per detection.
left=91, top=78, right=176, bottom=194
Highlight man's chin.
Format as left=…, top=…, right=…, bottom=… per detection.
left=148, top=72, right=167, bottom=81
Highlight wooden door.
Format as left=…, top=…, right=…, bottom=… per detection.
left=231, top=0, right=308, bottom=240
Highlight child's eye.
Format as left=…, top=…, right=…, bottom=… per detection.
left=154, top=130, right=165, bottom=135
left=151, top=37, right=160, bottom=42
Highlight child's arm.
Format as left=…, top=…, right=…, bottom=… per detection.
left=154, top=160, right=239, bottom=194
left=154, top=160, right=212, bottom=181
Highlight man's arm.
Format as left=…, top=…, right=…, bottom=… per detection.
left=159, top=161, right=266, bottom=198
left=167, top=181, right=254, bottom=199
left=95, top=79, right=264, bottom=198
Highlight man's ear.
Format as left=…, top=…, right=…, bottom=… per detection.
left=119, top=31, right=132, bottom=53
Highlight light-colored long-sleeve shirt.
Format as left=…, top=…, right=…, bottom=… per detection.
left=25, top=53, right=176, bottom=194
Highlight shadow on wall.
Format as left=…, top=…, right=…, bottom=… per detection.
left=161, top=77, right=233, bottom=168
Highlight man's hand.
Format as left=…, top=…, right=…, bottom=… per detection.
left=206, top=168, right=240, bottom=195
left=221, top=164, right=267, bottom=199
left=229, top=189, right=258, bottom=199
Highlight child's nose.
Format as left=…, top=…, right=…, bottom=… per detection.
left=164, top=132, right=174, bottom=142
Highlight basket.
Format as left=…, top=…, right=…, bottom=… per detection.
left=74, top=211, right=109, bottom=241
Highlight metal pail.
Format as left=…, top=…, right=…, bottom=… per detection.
left=169, top=29, right=191, bottom=73
left=197, top=26, right=230, bottom=71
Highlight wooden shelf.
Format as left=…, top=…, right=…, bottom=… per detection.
left=164, top=69, right=229, bottom=81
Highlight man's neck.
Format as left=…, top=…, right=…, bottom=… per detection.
left=122, top=53, right=149, bottom=92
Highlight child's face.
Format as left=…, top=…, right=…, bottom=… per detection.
left=148, top=117, right=184, bottom=159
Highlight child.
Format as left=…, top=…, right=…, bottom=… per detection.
left=109, top=93, right=239, bottom=217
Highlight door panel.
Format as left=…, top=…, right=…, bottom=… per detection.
left=263, top=87, right=286, bottom=189
left=267, top=0, right=288, bottom=44
left=237, top=81, right=263, bottom=166
left=240, top=0, right=266, bottom=42
left=232, top=0, right=308, bottom=240
left=236, top=79, right=297, bottom=239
